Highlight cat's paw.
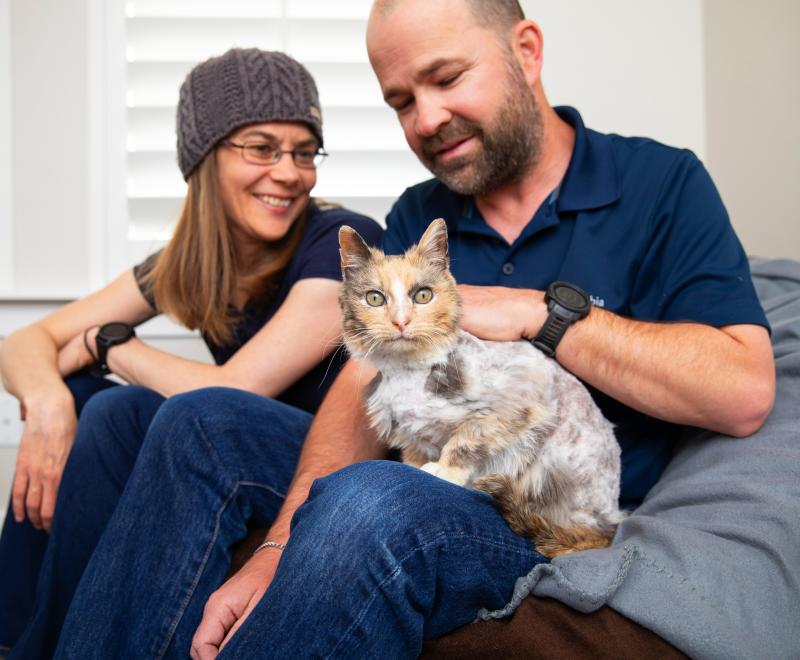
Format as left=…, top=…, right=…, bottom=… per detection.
left=420, top=462, right=470, bottom=486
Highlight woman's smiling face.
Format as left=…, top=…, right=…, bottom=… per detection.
left=216, top=121, right=319, bottom=255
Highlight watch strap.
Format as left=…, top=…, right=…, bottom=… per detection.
left=93, top=323, right=136, bottom=376
left=531, top=309, right=573, bottom=358
left=531, top=281, right=591, bottom=358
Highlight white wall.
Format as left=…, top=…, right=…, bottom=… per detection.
left=704, top=0, right=800, bottom=259
left=0, top=0, right=12, bottom=292
left=9, top=0, right=90, bottom=296
left=523, top=0, right=706, bottom=158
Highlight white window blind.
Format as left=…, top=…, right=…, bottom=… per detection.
left=111, top=0, right=429, bottom=273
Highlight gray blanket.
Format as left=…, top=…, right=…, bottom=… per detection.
left=480, top=258, right=800, bottom=659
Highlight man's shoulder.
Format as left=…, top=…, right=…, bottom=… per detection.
left=603, top=130, right=702, bottom=178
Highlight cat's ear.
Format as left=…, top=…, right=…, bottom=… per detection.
left=339, top=226, right=372, bottom=280
left=414, top=218, right=449, bottom=272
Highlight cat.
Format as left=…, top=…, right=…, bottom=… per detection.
left=338, top=218, right=626, bottom=557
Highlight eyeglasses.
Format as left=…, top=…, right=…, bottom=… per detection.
left=222, top=140, right=328, bottom=169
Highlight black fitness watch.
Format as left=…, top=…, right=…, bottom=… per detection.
left=94, top=322, right=136, bottom=375
left=531, top=281, right=591, bottom=358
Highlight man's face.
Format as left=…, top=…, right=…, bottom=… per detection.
left=367, top=0, right=542, bottom=196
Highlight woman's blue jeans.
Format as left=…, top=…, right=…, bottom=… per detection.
left=54, top=387, right=547, bottom=659
left=0, top=372, right=120, bottom=651
left=2, top=373, right=166, bottom=659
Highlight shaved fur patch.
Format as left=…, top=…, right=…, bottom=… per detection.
left=365, top=371, right=383, bottom=399
left=425, top=352, right=466, bottom=398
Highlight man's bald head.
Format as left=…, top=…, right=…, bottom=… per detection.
left=371, top=0, right=525, bottom=44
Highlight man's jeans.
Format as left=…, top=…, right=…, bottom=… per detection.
left=55, top=387, right=547, bottom=659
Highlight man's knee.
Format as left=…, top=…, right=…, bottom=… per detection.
left=296, top=461, right=454, bottom=541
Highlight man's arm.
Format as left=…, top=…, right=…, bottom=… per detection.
left=459, top=284, right=775, bottom=438
left=190, top=359, right=387, bottom=660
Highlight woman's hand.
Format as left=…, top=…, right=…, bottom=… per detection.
left=56, top=328, right=98, bottom=377
left=190, top=547, right=282, bottom=659
left=12, top=387, right=77, bottom=531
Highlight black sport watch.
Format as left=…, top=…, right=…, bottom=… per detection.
left=531, top=281, right=591, bottom=358
left=94, top=322, right=136, bottom=375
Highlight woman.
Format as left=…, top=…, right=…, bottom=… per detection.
left=0, top=47, right=381, bottom=658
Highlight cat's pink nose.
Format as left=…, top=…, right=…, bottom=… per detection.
left=393, top=320, right=408, bottom=333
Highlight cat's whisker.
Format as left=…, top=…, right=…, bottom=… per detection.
left=318, top=341, right=350, bottom=390
left=322, top=336, right=346, bottom=353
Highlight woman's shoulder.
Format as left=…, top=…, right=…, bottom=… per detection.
left=306, top=199, right=383, bottom=247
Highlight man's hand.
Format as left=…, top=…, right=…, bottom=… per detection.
left=12, top=389, right=77, bottom=531
left=458, top=284, right=546, bottom=341
left=190, top=547, right=282, bottom=660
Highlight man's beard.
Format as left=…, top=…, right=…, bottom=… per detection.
left=418, top=62, right=543, bottom=196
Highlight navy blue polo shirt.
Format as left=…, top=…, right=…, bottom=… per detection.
left=382, top=106, right=767, bottom=508
left=135, top=202, right=382, bottom=413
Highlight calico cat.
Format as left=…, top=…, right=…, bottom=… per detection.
left=338, top=218, right=625, bottom=557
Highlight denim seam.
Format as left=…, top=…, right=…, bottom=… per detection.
left=153, top=479, right=287, bottom=659
left=153, top=411, right=286, bottom=659
left=326, top=529, right=539, bottom=658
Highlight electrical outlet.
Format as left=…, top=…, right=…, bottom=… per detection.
left=0, top=392, right=23, bottom=446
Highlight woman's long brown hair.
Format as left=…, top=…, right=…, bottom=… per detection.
left=143, top=154, right=307, bottom=346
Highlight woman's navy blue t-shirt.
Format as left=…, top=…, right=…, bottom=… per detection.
left=133, top=201, right=382, bottom=413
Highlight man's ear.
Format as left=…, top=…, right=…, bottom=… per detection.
left=513, top=19, right=544, bottom=88
left=414, top=218, right=450, bottom=271
left=339, top=226, right=373, bottom=280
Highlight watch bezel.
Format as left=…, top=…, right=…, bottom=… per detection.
left=98, top=321, right=135, bottom=343
left=546, top=281, right=591, bottom=317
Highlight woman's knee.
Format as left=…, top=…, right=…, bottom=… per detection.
left=71, top=386, right=164, bottom=460
left=152, top=387, right=309, bottom=444
left=64, top=371, right=118, bottom=415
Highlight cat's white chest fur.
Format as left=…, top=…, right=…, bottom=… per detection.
left=366, top=331, right=553, bottom=457
left=364, top=330, right=623, bottom=531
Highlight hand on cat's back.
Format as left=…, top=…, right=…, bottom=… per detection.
left=458, top=284, right=547, bottom=341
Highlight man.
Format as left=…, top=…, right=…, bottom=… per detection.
left=55, top=1, right=775, bottom=658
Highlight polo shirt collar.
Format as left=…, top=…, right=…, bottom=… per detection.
left=554, top=106, right=621, bottom=212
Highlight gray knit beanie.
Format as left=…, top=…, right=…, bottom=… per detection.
left=176, top=48, right=323, bottom=181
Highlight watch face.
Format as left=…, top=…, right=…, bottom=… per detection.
left=551, top=282, right=591, bottom=314
left=100, top=322, right=133, bottom=341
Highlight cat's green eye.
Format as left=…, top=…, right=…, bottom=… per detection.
left=366, top=291, right=386, bottom=307
left=414, top=288, right=433, bottom=304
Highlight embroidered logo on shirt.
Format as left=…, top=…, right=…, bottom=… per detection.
left=590, top=295, right=605, bottom=308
